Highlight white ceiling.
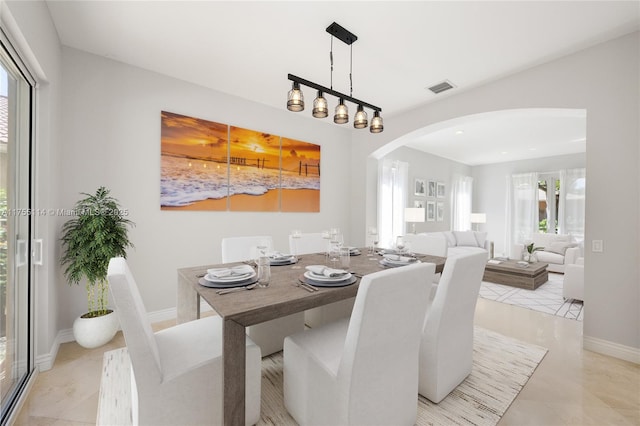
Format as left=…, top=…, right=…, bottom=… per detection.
left=45, top=1, right=639, bottom=165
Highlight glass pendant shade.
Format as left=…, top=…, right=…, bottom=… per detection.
left=353, top=105, right=368, bottom=129
left=370, top=111, right=384, bottom=133
left=312, top=91, right=328, bottom=118
left=334, top=99, right=349, bottom=124
left=287, top=82, right=304, bottom=112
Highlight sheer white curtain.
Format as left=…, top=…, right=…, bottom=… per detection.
left=450, top=175, right=473, bottom=231
left=559, top=168, right=586, bottom=243
left=378, top=159, right=408, bottom=248
left=505, top=172, right=539, bottom=257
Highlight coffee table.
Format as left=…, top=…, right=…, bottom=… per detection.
left=483, top=259, right=549, bottom=290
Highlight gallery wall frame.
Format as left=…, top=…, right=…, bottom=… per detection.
left=436, top=201, right=444, bottom=222
left=414, top=199, right=425, bottom=208
left=414, top=178, right=426, bottom=196
left=426, top=200, right=436, bottom=222
left=437, top=182, right=446, bottom=198
left=428, top=180, right=436, bottom=198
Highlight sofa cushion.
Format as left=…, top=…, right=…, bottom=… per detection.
left=473, top=231, right=487, bottom=249
left=536, top=251, right=565, bottom=265
left=453, top=231, right=480, bottom=247
left=544, top=241, right=576, bottom=255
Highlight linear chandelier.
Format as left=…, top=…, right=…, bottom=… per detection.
left=287, top=22, right=383, bottom=133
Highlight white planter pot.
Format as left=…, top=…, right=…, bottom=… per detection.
left=73, top=310, right=119, bottom=349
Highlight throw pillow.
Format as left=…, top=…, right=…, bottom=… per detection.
left=544, top=241, right=575, bottom=255
left=443, top=231, right=457, bottom=247
left=453, top=231, right=479, bottom=247
left=473, top=231, right=488, bottom=248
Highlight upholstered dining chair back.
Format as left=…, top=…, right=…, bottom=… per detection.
left=288, top=232, right=327, bottom=255
left=107, top=257, right=262, bottom=425
left=221, top=235, right=304, bottom=356
left=403, top=233, right=448, bottom=257
left=221, top=235, right=274, bottom=263
left=418, top=251, right=488, bottom=403
left=283, top=262, right=435, bottom=426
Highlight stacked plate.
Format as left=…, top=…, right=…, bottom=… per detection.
left=199, top=265, right=258, bottom=288
left=379, top=254, right=421, bottom=268
left=345, top=247, right=362, bottom=256
left=268, top=253, right=298, bottom=266
left=302, top=265, right=357, bottom=287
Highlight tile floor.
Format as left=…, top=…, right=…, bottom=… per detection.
left=13, top=299, right=640, bottom=426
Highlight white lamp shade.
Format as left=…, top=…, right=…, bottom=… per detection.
left=470, top=213, right=486, bottom=224
left=405, top=207, right=425, bottom=223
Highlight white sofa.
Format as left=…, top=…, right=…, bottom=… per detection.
left=417, top=231, right=492, bottom=259
left=512, top=233, right=581, bottom=273
left=563, top=257, right=584, bottom=301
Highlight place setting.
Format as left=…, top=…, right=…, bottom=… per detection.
left=298, top=265, right=358, bottom=289
left=198, top=264, right=258, bottom=289
left=267, top=252, right=299, bottom=266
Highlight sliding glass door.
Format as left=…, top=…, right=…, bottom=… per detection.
left=0, top=29, right=35, bottom=422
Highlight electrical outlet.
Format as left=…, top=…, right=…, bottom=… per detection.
left=592, top=240, right=603, bottom=253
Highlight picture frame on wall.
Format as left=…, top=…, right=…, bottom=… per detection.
left=414, top=178, right=426, bottom=196
left=428, top=180, right=437, bottom=198
left=436, top=201, right=444, bottom=222
left=426, top=200, right=436, bottom=222
left=437, top=182, right=446, bottom=198
left=414, top=199, right=425, bottom=208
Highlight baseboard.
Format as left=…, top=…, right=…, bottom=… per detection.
left=39, top=302, right=215, bottom=372
left=583, top=335, right=640, bottom=364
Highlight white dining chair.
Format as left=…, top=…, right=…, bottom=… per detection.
left=418, top=251, right=488, bottom=403
left=107, top=257, right=262, bottom=425
left=221, top=236, right=305, bottom=356
left=289, top=231, right=355, bottom=329
left=284, top=262, right=435, bottom=426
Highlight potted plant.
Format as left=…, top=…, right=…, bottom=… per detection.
left=524, top=242, right=543, bottom=263
left=60, top=187, right=134, bottom=348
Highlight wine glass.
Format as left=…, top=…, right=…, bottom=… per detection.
left=291, top=229, right=302, bottom=269
left=396, top=236, right=406, bottom=254
left=367, top=227, right=378, bottom=256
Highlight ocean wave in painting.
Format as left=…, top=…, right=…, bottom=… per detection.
left=161, top=155, right=319, bottom=207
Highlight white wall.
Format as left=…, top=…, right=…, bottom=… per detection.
left=58, top=47, right=353, bottom=328
left=351, top=32, right=640, bottom=357
left=4, top=0, right=64, bottom=365
left=472, top=153, right=586, bottom=256
left=382, top=146, right=471, bottom=233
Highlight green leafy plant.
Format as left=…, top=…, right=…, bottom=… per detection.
left=526, top=243, right=543, bottom=254
left=61, top=187, right=134, bottom=318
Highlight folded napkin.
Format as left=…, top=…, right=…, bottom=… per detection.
left=306, top=265, right=348, bottom=277
left=207, top=264, right=254, bottom=278
left=383, top=254, right=417, bottom=263
left=268, top=252, right=294, bottom=260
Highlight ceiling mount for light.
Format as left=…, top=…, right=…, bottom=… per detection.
left=286, top=22, right=383, bottom=133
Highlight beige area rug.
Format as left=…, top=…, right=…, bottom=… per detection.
left=259, top=327, right=547, bottom=426
left=99, top=327, right=547, bottom=426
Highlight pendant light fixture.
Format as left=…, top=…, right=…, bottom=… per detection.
left=286, top=22, right=383, bottom=133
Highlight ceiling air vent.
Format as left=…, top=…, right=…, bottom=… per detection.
left=427, top=80, right=455, bottom=94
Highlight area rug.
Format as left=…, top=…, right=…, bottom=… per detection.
left=479, top=272, right=584, bottom=321
left=259, top=327, right=547, bottom=426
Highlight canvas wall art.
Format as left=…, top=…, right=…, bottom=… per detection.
left=160, top=111, right=320, bottom=212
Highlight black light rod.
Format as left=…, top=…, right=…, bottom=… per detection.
left=288, top=74, right=382, bottom=112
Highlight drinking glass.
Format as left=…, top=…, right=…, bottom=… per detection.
left=367, top=227, right=378, bottom=256
left=396, top=235, right=406, bottom=254
left=339, top=247, right=351, bottom=269
left=328, top=241, right=341, bottom=268
left=291, top=229, right=302, bottom=269
left=256, top=257, right=271, bottom=288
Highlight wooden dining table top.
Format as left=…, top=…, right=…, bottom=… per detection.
left=177, top=250, right=446, bottom=327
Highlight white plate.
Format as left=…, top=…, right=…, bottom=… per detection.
left=301, top=275, right=358, bottom=287
left=204, top=271, right=256, bottom=283
left=199, top=276, right=258, bottom=289
left=303, top=270, right=352, bottom=282
left=269, top=256, right=297, bottom=265
left=380, top=259, right=421, bottom=268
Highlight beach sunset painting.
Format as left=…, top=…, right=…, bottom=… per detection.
left=281, top=137, right=320, bottom=212
left=228, top=126, right=281, bottom=212
left=160, top=111, right=229, bottom=211
left=160, top=111, right=321, bottom=212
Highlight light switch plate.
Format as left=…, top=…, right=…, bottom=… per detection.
left=592, top=240, right=603, bottom=252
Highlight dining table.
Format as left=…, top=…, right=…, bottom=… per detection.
left=176, top=249, right=446, bottom=426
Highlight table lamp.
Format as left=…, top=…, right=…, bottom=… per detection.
left=404, top=207, right=425, bottom=234
left=470, top=213, right=486, bottom=231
